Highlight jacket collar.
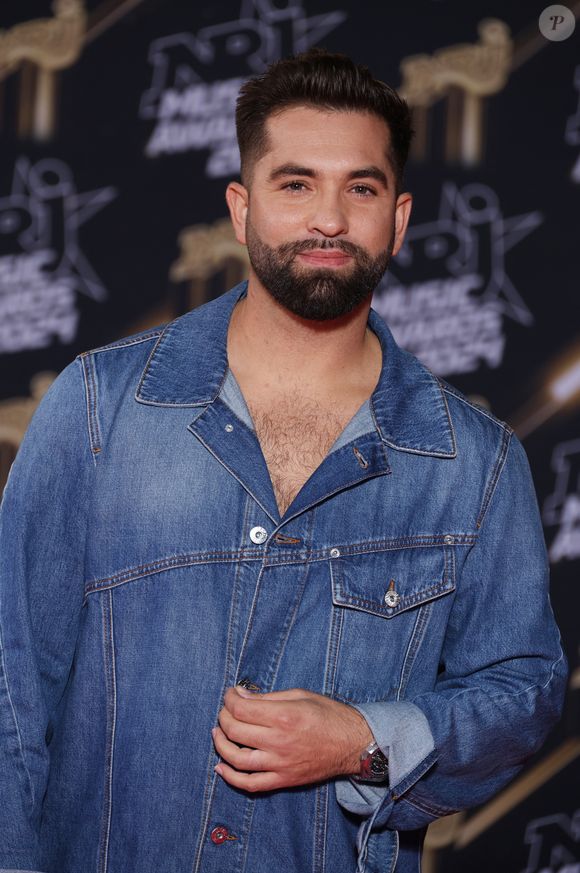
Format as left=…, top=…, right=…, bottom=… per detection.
left=136, top=281, right=456, bottom=458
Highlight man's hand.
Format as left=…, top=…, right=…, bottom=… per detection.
left=212, top=686, right=373, bottom=793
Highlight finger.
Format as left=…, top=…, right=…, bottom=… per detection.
left=218, top=705, right=273, bottom=748
left=212, top=726, right=269, bottom=772
left=223, top=687, right=281, bottom=728
left=251, top=688, right=309, bottom=701
left=214, top=761, right=282, bottom=793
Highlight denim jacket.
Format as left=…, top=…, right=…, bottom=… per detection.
left=0, top=282, right=566, bottom=873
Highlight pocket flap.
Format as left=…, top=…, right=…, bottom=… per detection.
left=331, top=545, right=455, bottom=619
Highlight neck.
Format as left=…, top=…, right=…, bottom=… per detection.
left=227, top=275, right=382, bottom=397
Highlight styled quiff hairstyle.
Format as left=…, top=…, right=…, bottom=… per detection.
left=235, top=48, right=413, bottom=193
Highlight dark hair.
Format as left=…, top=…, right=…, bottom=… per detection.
left=235, top=48, right=413, bottom=193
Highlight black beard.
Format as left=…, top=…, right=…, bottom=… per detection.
left=245, top=223, right=393, bottom=321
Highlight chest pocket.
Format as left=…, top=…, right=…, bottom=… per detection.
left=328, top=543, right=456, bottom=704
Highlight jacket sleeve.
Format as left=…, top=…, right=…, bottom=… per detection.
left=0, top=360, right=92, bottom=871
left=336, top=431, right=567, bottom=830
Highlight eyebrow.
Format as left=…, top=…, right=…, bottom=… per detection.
left=268, top=164, right=389, bottom=189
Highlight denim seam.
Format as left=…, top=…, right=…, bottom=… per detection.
left=267, top=515, right=316, bottom=690
left=476, top=426, right=512, bottom=529
left=80, top=353, right=101, bottom=458
left=436, top=376, right=457, bottom=456
left=98, top=591, right=117, bottom=873
left=81, top=331, right=163, bottom=355
left=190, top=500, right=252, bottom=873
left=441, top=383, right=513, bottom=433
left=313, top=783, right=328, bottom=873
left=0, top=633, right=35, bottom=808
left=333, top=580, right=455, bottom=618
left=238, top=796, right=258, bottom=873
left=280, top=467, right=392, bottom=524
left=229, top=564, right=265, bottom=692
left=189, top=429, right=279, bottom=522
left=443, top=648, right=566, bottom=705
left=396, top=601, right=433, bottom=700
left=84, top=538, right=477, bottom=596
left=324, top=581, right=344, bottom=700
left=136, top=321, right=222, bottom=408
left=398, top=792, right=454, bottom=819
left=239, top=513, right=315, bottom=694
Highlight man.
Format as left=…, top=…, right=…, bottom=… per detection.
left=0, top=49, right=566, bottom=873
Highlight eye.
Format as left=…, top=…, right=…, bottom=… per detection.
left=351, top=184, right=376, bottom=196
left=282, top=180, right=308, bottom=192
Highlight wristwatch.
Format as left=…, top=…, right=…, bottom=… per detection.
left=353, top=741, right=389, bottom=783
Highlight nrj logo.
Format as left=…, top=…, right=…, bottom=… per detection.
left=0, top=157, right=116, bottom=354
left=543, top=438, right=580, bottom=563
left=521, top=810, right=580, bottom=873
left=565, top=65, right=580, bottom=183
left=372, top=182, right=542, bottom=376
left=139, top=0, right=347, bottom=176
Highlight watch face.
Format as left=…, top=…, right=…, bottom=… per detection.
left=370, top=749, right=389, bottom=777
left=370, top=754, right=388, bottom=776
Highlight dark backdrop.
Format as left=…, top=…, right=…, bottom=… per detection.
left=1, top=3, right=579, bottom=871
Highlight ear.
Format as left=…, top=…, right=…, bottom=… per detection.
left=226, top=181, right=249, bottom=245
left=392, top=191, right=413, bottom=257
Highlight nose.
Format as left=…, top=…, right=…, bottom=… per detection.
left=306, top=191, right=348, bottom=238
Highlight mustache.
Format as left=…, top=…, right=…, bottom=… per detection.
left=277, top=238, right=366, bottom=258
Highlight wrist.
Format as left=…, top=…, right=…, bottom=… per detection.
left=343, top=705, right=374, bottom=775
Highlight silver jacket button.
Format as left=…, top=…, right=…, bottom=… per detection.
left=384, top=579, right=400, bottom=608
left=249, top=526, right=268, bottom=544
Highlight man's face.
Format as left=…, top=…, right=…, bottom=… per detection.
left=227, top=106, right=412, bottom=321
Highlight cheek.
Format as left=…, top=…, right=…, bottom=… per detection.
left=355, top=214, right=394, bottom=256
left=249, top=203, right=302, bottom=244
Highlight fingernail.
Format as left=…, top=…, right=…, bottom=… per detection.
left=214, top=764, right=223, bottom=776
left=211, top=727, right=217, bottom=737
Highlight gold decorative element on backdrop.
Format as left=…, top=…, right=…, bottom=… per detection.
left=124, top=217, right=249, bottom=336
left=0, top=0, right=146, bottom=141
left=399, top=19, right=512, bottom=165
left=170, top=217, right=250, bottom=312
left=0, top=0, right=87, bottom=140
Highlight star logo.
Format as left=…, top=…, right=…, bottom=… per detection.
left=387, top=181, right=543, bottom=325
left=374, top=182, right=543, bottom=375
left=0, top=157, right=116, bottom=352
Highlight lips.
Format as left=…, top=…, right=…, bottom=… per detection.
left=297, top=251, right=353, bottom=266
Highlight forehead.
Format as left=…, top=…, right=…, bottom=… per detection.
left=257, top=106, right=393, bottom=177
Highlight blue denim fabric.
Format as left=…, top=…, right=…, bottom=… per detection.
left=0, top=282, right=566, bottom=873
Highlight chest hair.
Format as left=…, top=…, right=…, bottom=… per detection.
left=247, top=393, right=352, bottom=516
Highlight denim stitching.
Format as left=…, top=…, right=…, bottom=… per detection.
left=312, top=782, right=329, bottom=873
left=80, top=353, right=101, bottom=457
left=476, top=427, right=512, bottom=529
left=190, top=499, right=253, bottom=873
left=98, top=590, right=117, bottom=873
left=135, top=321, right=218, bottom=408
left=443, top=649, right=566, bottom=706
left=396, top=602, right=433, bottom=700
left=238, top=795, right=258, bottom=873
left=324, top=569, right=344, bottom=699
left=335, top=581, right=455, bottom=617
left=267, top=523, right=315, bottom=690
left=0, top=630, right=35, bottom=807
left=441, top=382, right=513, bottom=433
left=80, top=330, right=163, bottom=357
left=85, top=538, right=476, bottom=597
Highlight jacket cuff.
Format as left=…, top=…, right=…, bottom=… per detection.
left=335, top=700, right=437, bottom=817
